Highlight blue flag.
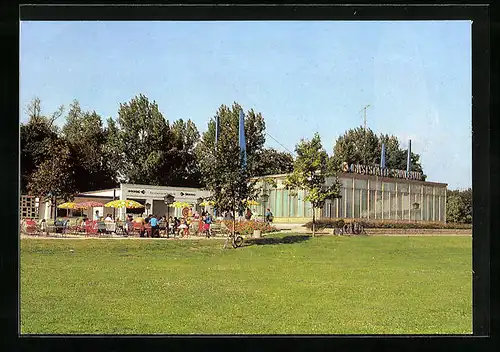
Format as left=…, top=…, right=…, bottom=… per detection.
left=380, top=143, right=386, bottom=169
left=238, top=109, right=247, bottom=169
left=406, top=139, right=412, bottom=172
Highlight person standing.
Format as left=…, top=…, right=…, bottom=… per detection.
left=265, top=208, right=273, bottom=223
left=204, top=212, right=213, bottom=237
left=150, top=215, right=159, bottom=238
left=94, top=210, right=100, bottom=221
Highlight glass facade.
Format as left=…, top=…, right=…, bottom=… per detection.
left=252, top=174, right=447, bottom=223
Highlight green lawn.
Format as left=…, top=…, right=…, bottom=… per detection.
left=20, top=234, right=472, bottom=334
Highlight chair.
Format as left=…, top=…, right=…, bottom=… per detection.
left=105, top=222, right=116, bottom=234
left=85, top=220, right=98, bottom=236
left=96, top=221, right=107, bottom=235
left=145, top=224, right=152, bottom=237
left=23, top=219, right=40, bottom=236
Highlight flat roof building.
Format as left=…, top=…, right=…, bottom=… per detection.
left=249, top=165, right=447, bottom=224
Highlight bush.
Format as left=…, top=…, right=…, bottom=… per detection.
left=221, top=220, right=279, bottom=236
left=303, top=219, right=472, bottom=230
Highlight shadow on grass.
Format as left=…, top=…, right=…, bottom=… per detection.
left=242, top=235, right=311, bottom=247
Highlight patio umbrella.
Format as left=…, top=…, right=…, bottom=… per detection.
left=57, top=202, right=79, bottom=209
left=57, top=202, right=79, bottom=217
left=169, top=201, right=191, bottom=209
left=75, top=201, right=105, bottom=209
left=243, top=199, right=260, bottom=206
left=75, top=201, right=105, bottom=220
left=104, top=199, right=145, bottom=209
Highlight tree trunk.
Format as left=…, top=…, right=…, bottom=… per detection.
left=312, top=207, right=316, bottom=237
left=53, top=197, right=57, bottom=221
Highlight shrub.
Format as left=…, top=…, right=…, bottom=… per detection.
left=303, top=219, right=472, bottom=230
left=221, top=220, right=279, bottom=236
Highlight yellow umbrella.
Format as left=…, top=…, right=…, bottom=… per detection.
left=57, top=202, right=79, bottom=209
left=104, top=199, right=145, bottom=209
left=169, top=201, right=191, bottom=208
left=199, top=200, right=215, bottom=207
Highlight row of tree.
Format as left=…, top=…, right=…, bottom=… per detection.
left=22, top=94, right=441, bottom=233
left=20, top=96, right=296, bottom=202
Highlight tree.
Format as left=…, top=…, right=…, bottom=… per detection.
left=61, top=100, right=117, bottom=191
left=197, top=104, right=262, bottom=236
left=167, top=119, right=202, bottom=187
left=331, top=127, right=426, bottom=179
left=196, top=102, right=267, bottom=182
left=331, top=127, right=380, bottom=170
left=20, top=97, right=64, bottom=193
left=378, top=134, right=426, bottom=178
left=446, top=188, right=472, bottom=224
left=284, top=133, right=342, bottom=237
left=27, top=139, right=77, bottom=220
left=252, top=148, right=294, bottom=176
left=109, top=94, right=172, bottom=185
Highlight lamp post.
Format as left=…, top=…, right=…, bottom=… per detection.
left=164, top=194, right=175, bottom=220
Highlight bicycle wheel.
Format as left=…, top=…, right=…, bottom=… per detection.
left=232, top=235, right=244, bottom=248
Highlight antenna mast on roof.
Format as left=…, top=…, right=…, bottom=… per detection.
left=359, top=104, right=371, bottom=166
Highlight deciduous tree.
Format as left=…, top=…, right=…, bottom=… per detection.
left=284, top=133, right=341, bottom=237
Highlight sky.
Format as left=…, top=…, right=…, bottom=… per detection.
left=20, top=21, right=472, bottom=189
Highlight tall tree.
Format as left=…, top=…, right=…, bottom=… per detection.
left=110, top=94, right=172, bottom=185
left=27, top=139, right=77, bottom=219
left=167, top=119, right=202, bottom=187
left=331, top=127, right=426, bottom=179
left=253, top=148, right=294, bottom=176
left=20, top=97, right=64, bottom=193
left=61, top=101, right=117, bottom=191
left=331, top=127, right=380, bottom=171
left=197, top=103, right=263, bottom=234
left=378, top=134, right=425, bottom=177
left=196, top=102, right=267, bottom=181
left=284, top=133, right=341, bottom=237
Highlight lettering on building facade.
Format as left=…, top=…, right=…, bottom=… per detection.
left=341, top=162, right=423, bottom=181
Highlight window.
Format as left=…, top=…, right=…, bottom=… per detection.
left=361, top=189, right=368, bottom=218
left=338, top=189, right=345, bottom=218
left=354, top=189, right=361, bottom=218
left=282, top=189, right=289, bottom=218
left=376, top=190, right=382, bottom=219
left=390, top=190, right=397, bottom=220
left=396, top=191, right=403, bottom=220
left=355, top=179, right=368, bottom=190
left=297, top=190, right=305, bottom=217
left=368, top=189, right=375, bottom=219
left=345, top=187, right=353, bottom=218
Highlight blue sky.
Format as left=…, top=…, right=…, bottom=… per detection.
left=20, top=21, right=471, bottom=189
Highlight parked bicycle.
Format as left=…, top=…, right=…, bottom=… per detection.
left=223, top=232, right=244, bottom=249
left=342, top=221, right=365, bottom=235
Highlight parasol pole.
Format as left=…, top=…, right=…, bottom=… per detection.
left=113, top=189, right=116, bottom=220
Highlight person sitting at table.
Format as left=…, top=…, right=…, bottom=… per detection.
left=104, top=214, right=113, bottom=222
left=134, top=214, right=146, bottom=237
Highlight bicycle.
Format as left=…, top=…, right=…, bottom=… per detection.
left=223, top=232, right=244, bottom=249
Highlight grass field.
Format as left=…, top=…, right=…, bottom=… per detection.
left=20, top=234, right=472, bottom=334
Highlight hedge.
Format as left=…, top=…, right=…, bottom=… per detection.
left=220, top=220, right=279, bottom=236
left=303, top=219, right=472, bottom=230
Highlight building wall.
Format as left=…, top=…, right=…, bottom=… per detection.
left=248, top=173, right=447, bottom=223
